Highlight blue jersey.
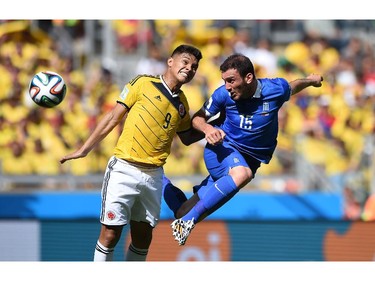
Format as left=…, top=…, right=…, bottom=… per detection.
left=203, top=77, right=291, bottom=164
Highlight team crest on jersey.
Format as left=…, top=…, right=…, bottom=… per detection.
left=106, top=211, right=116, bottom=220
left=261, top=102, right=270, bottom=116
left=179, top=103, right=186, bottom=117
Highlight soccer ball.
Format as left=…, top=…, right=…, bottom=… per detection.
left=28, top=71, right=67, bottom=108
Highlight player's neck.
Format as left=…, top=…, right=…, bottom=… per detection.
left=161, top=74, right=181, bottom=95
left=243, top=79, right=258, bottom=99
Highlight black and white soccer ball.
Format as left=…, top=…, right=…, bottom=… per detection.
left=28, top=71, right=67, bottom=108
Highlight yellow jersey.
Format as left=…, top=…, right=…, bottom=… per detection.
left=114, top=75, right=191, bottom=166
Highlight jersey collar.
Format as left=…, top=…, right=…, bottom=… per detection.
left=160, top=75, right=180, bottom=98
left=253, top=79, right=262, bottom=98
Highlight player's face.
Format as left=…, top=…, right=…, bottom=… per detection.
left=221, top=68, right=253, bottom=101
left=168, top=53, right=199, bottom=84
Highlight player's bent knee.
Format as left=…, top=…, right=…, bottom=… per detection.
left=100, top=225, right=123, bottom=247
left=229, top=166, right=253, bottom=188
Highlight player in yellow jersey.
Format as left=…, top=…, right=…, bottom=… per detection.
left=60, top=44, right=203, bottom=261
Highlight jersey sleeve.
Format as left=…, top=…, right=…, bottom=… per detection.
left=117, top=75, right=142, bottom=108
left=279, top=77, right=292, bottom=102
left=203, top=86, right=227, bottom=119
left=263, top=77, right=292, bottom=103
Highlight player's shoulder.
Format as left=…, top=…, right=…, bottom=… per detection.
left=259, top=77, right=290, bottom=100
left=259, top=77, right=289, bottom=90
left=128, top=74, right=160, bottom=85
left=207, top=85, right=232, bottom=106
left=259, top=77, right=288, bottom=85
left=212, top=84, right=229, bottom=97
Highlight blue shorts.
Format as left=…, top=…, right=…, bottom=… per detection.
left=204, top=141, right=261, bottom=180
left=196, top=141, right=261, bottom=199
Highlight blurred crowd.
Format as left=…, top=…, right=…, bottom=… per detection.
left=1, top=20, right=375, bottom=218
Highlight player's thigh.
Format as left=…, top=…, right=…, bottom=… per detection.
left=100, top=157, right=140, bottom=226
left=131, top=167, right=163, bottom=227
left=204, top=143, right=249, bottom=179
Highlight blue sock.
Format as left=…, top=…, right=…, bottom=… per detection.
left=193, top=175, right=213, bottom=194
left=162, top=175, right=187, bottom=218
left=182, top=175, right=238, bottom=222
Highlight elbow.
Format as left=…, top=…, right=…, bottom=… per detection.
left=178, top=126, right=205, bottom=146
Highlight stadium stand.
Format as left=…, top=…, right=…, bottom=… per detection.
left=1, top=20, right=375, bottom=220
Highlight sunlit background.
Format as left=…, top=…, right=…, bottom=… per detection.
left=1, top=20, right=375, bottom=261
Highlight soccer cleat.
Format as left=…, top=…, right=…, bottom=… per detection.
left=171, top=218, right=195, bottom=246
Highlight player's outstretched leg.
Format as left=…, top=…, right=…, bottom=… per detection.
left=170, top=175, right=238, bottom=246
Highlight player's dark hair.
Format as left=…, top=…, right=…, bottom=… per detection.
left=172, top=44, right=203, bottom=61
left=220, top=54, right=255, bottom=78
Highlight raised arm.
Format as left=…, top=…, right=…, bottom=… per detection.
left=178, top=108, right=226, bottom=146
left=289, top=73, right=323, bottom=96
left=192, top=108, right=226, bottom=145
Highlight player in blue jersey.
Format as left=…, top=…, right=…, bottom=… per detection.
left=163, top=53, right=323, bottom=246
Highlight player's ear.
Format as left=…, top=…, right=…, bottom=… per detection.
left=245, top=72, right=253, bottom=84
left=167, top=57, right=173, bottom=67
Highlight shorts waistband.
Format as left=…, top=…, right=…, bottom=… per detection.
left=117, top=157, right=160, bottom=169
